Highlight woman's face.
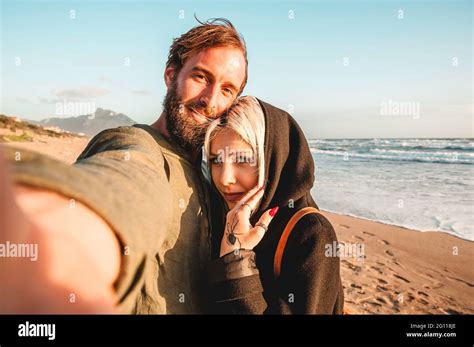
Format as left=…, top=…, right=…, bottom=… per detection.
left=210, top=129, right=259, bottom=209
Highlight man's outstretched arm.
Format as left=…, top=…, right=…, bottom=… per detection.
left=1, top=152, right=121, bottom=313
left=1, top=126, right=174, bottom=313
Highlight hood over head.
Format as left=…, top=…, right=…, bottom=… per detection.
left=207, top=98, right=318, bottom=244
left=254, top=98, right=317, bottom=217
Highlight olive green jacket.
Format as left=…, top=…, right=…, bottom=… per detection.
left=5, top=125, right=212, bottom=313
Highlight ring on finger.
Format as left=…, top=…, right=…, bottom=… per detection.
left=255, top=222, right=268, bottom=233
left=241, top=203, right=254, bottom=214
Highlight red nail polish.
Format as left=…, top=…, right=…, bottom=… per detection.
left=269, top=206, right=279, bottom=217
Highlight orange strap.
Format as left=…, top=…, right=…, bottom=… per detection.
left=273, top=207, right=319, bottom=279
left=273, top=207, right=350, bottom=314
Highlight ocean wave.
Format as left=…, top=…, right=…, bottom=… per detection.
left=375, top=145, right=474, bottom=152
left=308, top=138, right=474, bottom=151
left=371, top=148, right=474, bottom=157
left=310, top=148, right=473, bottom=165
left=319, top=208, right=472, bottom=241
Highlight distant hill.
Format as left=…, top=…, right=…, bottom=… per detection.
left=34, top=108, right=137, bottom=137
left=0, top=114, right=90, bottom=163
left=0, top=114, right=85, bottom=143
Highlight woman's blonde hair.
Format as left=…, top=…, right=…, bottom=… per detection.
left=203, top=96, right=265, bottom=188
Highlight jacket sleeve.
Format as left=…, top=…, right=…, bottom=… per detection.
left=207, top=249, right=267, bottom=314
left=207, top=213, right=344, bottom=314
left=4, top=126, right=174, bottom=313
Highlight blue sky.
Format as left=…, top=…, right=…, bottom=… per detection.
left=1, top=0, right=472, bottom=138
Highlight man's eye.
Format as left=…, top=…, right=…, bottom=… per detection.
left=194, top=74, right=206, bottom=81
left=223, top=88, right=234, bottom=96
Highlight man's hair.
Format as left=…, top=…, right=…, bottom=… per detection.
left=166, top=17, right=248, bottom=95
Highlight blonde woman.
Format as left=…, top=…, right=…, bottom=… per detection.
left=203, top=96, right=344, bottom=314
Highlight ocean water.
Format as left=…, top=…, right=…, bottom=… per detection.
left=309, top=138, right=474, bottom=241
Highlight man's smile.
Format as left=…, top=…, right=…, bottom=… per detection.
left=189, top=107, right=215, bottom=125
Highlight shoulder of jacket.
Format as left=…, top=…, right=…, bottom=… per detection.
left=289, top=211, right=337, bottom=244
left=77, top=125, right=166, bottom=162
left=85, top=125, right=159, bottom=146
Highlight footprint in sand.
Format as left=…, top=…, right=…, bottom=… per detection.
left=350, top=283, right=365, bottom=294
left=441, top=294, right=456, bottom=302
left=418, top=291, right=430, bottom=298
left=342, top=259, right=362, bottom=272
left=391, top=260, right=405, bottom=269
left=393, top=274, right=411, bottom=283
left=418, top=272, right=445, bottom=288
left=378, top=239, right=390, bottom=245
left=376, top=297, right=388, bottom=304
left=354, top=235, right=364, bottom=241
left=385, top=249, right=395, bottom=257
left=362, top=231, right=375, bottom=236
left=446, top=276, right=474, bottom=287
left=378, top=278, right=388, bottom=284
left=367, top=301, right=382, bottom=307
left=418, top=298, right=430, bottom=305
left=339, top=224, right=350, bottom=229
left=376, top=285, right=388, bottom=292
left=387, top=267, right=399, bottom=273
left=370, top=266, right=384, bottom=275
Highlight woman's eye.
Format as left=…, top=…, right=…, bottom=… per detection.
left=223, top=88, right=233, bottom=96
left=211, top=157, right=223, bottom=164
left=236, top=156, right=249, bottom=164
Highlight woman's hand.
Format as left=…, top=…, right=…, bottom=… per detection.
left=220, top=185, right=279, bottom=257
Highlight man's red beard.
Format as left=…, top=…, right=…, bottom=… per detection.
left=163, top=81, right=217, bottom=153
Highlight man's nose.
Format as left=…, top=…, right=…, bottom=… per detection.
left=219, top=162, right=236, bottom=187
left=200, top=83, right=220, bottom=116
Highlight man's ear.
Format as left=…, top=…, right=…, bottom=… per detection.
left=164, top=66, right=176, bottom=88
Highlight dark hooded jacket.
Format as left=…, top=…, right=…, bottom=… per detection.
left=207, top=99, right=344, bottom=314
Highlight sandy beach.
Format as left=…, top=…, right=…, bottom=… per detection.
left=2, top=133, right=473, bottom=314
left=1, top=128, right=90, bottom=164
left=320, top=211, right=474, bottom=314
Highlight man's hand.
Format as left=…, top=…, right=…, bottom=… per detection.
left=0, top=150, right=121, bottom=313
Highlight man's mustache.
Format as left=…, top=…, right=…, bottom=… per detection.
left=183, top=100, right=217, bottom=121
